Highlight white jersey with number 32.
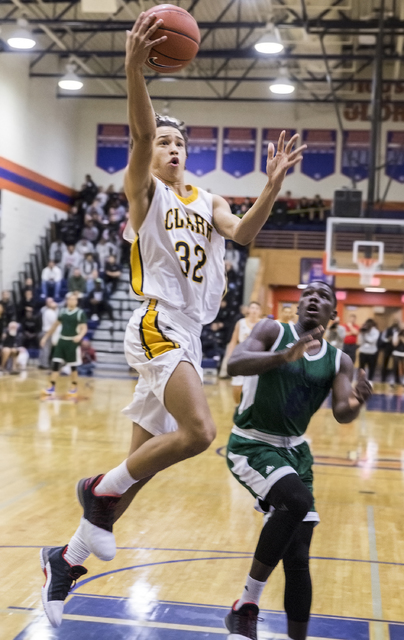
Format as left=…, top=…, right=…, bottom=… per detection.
left=125, top=177, right=226, bottom=326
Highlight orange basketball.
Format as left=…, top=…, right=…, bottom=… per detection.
left=143, top=4, right=200, bottom=73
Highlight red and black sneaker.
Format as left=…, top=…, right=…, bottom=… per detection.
left=76, top=474, right=121, bottom=561
left=40, top=545, right=87, bottom=628
left=225, top=601, right=260, bottom=639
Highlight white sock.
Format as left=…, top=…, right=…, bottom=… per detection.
left=234, top=575, right=266, bottom=609
left=94, top=460, right=137, bottom=496
left=64, top=518, right=91, bottom=566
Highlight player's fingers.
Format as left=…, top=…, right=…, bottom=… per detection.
left=306, top=339, right=321, bottom=350
left=277, top=130, right=286, bottom=153
left=267, top=142, right=275, bottom=160
left=132, top=12, right=145, bottom=33
left=285, top=133, right=300, bottom=154
left=146, top=17, right=164, bottom=36
left=288, top=144, right=307, bottom=160
left=146, top=35, right=167, bottom=48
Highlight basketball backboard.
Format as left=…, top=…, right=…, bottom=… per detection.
left=325, top=217, right=404, bottom=285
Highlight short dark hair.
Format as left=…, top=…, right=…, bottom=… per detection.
left=307, top=280, right=337, bottom=307
left=155, top=114, right=188, bottom=155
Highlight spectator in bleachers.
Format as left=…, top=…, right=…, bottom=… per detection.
left=95, top=187, right=108, bottom=208
left=61, top=244, right=81, bottom=278
left=96, top=232, right=119, bottom=272
left=81, top=220, right=100, bottom=245
left=21, top=307, right=40, bottom=349
left=87, top=278, right=114, bottom=322
left=58, top=206, right=81, bottom=246
left=104, top=255, right=122, bottom=295
left=0, top=302, right=4, bottom=338
left=311, top=194, right=324, bottom=210
left=38, top=298, right=58, bottom=369
left=17, top=290, right=39, bottom=321
left=41, top=260, right=62, bottom=300
left=284, top=190, right=295, bottom=210
left=80, top=253, right=98, bottom=294
left=68, top=268, right=87, bottom=296
left=1, top=290, right=16, bottom=323
left=49, top=239, right=67, bottom=266
left=78, top=338, right=97, bottom=376
left=201, top=323, right=225, bottom=363
left=75, top=238, right=95, bottom=258
left=1, top=321, right=26, bottom=374
left=227, top=197, right=240, bottom=216
left=80, top=174, right=98, bottom=205
left=224, top=241, right=240, bottom=274
left=23, top=277, right=34, bottom=295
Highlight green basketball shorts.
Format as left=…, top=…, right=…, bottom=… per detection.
left=52, top=338, right=82, bottom=366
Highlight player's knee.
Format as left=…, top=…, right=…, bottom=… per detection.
left=179, top=419, right=216, bottom=456
left=270, top=475, right=313, bottom=521
left=286, top=488, right=313, bottom=521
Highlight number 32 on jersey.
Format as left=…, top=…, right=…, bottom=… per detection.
left=175, top=241, right=207, bottom=283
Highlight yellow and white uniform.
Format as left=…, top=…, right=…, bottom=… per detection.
left=122, top=177, right=226, bottom=435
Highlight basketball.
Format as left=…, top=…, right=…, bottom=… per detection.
left=143, top=4, right=200, bottom=73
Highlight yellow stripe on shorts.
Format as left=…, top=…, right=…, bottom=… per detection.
left=139, top=300, right=180, bottom=360
left=130, top=235, right=144, bottom=296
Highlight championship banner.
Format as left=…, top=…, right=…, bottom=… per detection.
left=261, top=128, right=296, bottom=174
left=96, top=124, right=130, bottom=174
left=341, top=130, right=370, bottom=182
left=301, top=129, right=337, bottom=180
left=186, top=126, right=218, bottom=176
left=222, top=127, right=257, bottom=178
left=386, top=131, right=404, bottom=183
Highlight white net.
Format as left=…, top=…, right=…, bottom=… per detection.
left=358, top=259, right=379, bottom=286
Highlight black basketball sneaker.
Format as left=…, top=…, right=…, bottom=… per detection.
left=225, top=600, right=260, bottom=639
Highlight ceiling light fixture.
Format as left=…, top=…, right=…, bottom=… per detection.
left=255, top=28, right=284, bottom=55
left=58, top=63, right=83, bottom=91
left=269, top=68, right=295, bottom=95
left=7, top=17, right=36, bottom=50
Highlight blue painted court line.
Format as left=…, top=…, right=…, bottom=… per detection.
left=390, top=624, right=404, bottom=639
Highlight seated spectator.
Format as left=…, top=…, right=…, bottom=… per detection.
left=58, top=206, right=81, bottom=246
left=104, top=255, right=122, bottom=295
left=77, top=338, right=97, bottom=376
left=17, top=290, right=40, bottom=321
left=23, top=277, right=34, bottom=295
left=38, top=297, right=58, bottom=369
left=225, top=241, right=240, bottom=274
left=68, top=268, right=87, bottom=295
left=80, top=253, right=99, bottom=294
left=1, top=290, right=16, bottom=323
left=87, top=278, right=114, bottom=322
left=95, top=187, right=108, bottom=208
left=41, top=260, right=62, bottom=300
left=49, top=239, right=67, bottom=266
left=81, top=220, right=100, bottom=244
left=1, top=321, right=28, bottom=374
left=227, top=197, right=240, bottom=216
left=96, top=232, right=119, bottom=272
left=311, top=194, right=324, bottom=210
left=61, top=244, right=81, bottom=278
left=85, top=200, right=105, bottom=225
left=284, top=190, right=296, bottom=210
left=75, top=238, right=95, bottom=258
left=21, top=307, right=40, bottom=349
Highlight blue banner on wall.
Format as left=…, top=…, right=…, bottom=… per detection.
left=186, top=126, right=218, bottom=176
left=222, top=127, right=257, bottom=178
left=300, top=258, right=335, bottom=286
left=96, top=124, right=130, bottom=174
left=261, top=128, right=296, bottom=175
left=301, top=129, right=337, bottom=181
left=341, top=130, right=370, bottom=182
left=386, top=130, right=404, bottom=183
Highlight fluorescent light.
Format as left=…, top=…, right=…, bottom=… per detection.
left=58, top=64, right=83, bottom=91
left=270, top=79, right=295, bottom=94
left=7, top=18, right=36, bottom=49
left=364, top=287, right=386, bottom=293
left=255, top=40, right=284, bottom=54
left=297, top=284, right=308, bottom=289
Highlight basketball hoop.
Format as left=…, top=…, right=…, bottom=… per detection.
left=357, top=258, right=379, bottom=286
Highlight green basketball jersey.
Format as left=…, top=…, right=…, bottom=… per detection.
left=59, top=308, right=87, bottom=338
left=234, top=321, right=341, bottom=438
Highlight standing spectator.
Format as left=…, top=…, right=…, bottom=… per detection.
left=1, top=290, right=16, bottom=323
left=80, top=174, right=98, bottom=205
left=75, top=238, right=95, bottom=258
left=96, top=233, right=119, bottom=272
left=392, top=329, right=404, bottom=386
left=49, top=239, right=67, bottom=266
left=342, top=313, right=360, bottom=363
left=357, top=319, right=380, bottom=383
left=78, top=338, right=97, bottom=376
left=80, top=254, right=98, bottom=294
left=380, top=319, right=401, bottom=383
left=325, top=317, right=346, bottom=350
left=104, top=255, right=121, bottom=295
left=61, top=244, right=81, bottom=278
left=38, top=298, right=58, bottom=369
left=68, top=268, right=87, bottom=295
left=41, top=260, right=62, bottom=300
left=21, top=307, right=40, bottom=349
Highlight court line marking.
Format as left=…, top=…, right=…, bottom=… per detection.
left=367, top=506, right=384, bottom=640
left=0, top=483, right=46, bottom=511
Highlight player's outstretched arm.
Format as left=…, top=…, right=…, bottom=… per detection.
left=124, top=12, right=167, bottom=233
left=227, top=319, right=322, bottom=376
left=332, top=354, right=372, bottom=423
left=212, top=131, right=306, bottom=245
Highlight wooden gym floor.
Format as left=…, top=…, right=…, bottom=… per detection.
left=1, top=370, right=404, bottom=640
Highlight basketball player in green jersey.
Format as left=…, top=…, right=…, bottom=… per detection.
left=40, top=292, right=88, bottom=397
left=225, top=280, right=372, bottom=640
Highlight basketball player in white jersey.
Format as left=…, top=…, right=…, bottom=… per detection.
left=226, top=301, right=263, bottom=403
left=39, top=12, right=307, bottom=628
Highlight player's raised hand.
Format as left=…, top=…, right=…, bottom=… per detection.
left=284, top=326, right=323, bottom=362
left=349, top=369, right=372, bottom=408
left=265, top=131, right=306, bottom=190
left=125, top=12, right=167, bottom=70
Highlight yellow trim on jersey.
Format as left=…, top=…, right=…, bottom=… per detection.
left=130, top=235, right=144, bottom=296
left=139, top=300, right=180, bottom=361
left=174, top=185, right=198, bottom=205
